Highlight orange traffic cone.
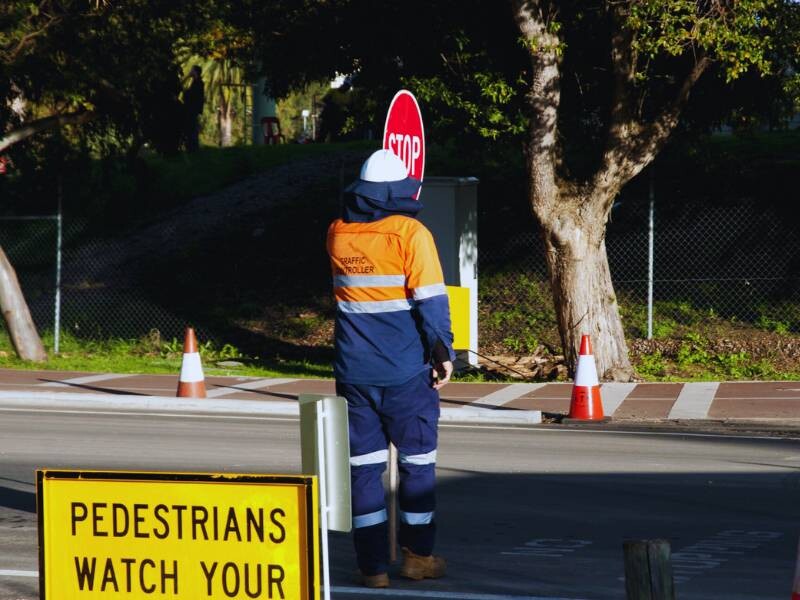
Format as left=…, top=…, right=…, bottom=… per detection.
left=792, top=536, right=800, bottom=600
left=176, top=327, right=206, bottom=398
left=567, top=334, right=606, bottom=421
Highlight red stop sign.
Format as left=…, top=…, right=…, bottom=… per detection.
left=383, top=90, right=425, bottom=197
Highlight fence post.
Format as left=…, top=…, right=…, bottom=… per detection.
left=647, top=167, right=655, bottom=340
left=54, top=178, right=63, bottom=353
left=623, top=539, right=676, bottom=600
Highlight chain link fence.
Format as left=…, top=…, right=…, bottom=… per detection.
left=608, top=199, right=800, bottom=332
left=0, top=216, right=190, bottom=347
left=2, top=197, right=799, bottom=351
left=480, top=196, right=800, bottom=352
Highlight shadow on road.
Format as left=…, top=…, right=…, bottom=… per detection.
left=0, top=486, right=34, bottom=513
left=325, top=467, right=799, bottom=599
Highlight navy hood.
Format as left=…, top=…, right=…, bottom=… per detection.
left=342, top=176, right=423, bottom=223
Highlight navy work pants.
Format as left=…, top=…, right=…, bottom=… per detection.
left=336, top=370, right=440, bottom=575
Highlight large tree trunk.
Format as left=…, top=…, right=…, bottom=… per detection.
left=514, top=0, right=709, bottom=381
left=538, top=197, right=632, bottom=380
left=0, top=246, right=47, bottom=362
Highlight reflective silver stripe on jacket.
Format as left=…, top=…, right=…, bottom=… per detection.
left=350, top=449, right=389, bottom=467
left=334, top=274, right=406, bottom=288
left=399, top=510, right=434, bottom=525
left=353, top=508, right=388, bottom=528
left=412, top=283, right=447, bottom=301
left=337, top=299, right=415, bottom=314
left=399, top=450, right=437, bottom=465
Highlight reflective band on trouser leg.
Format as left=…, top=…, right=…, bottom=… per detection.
left=350, top=449, right=388, bottom=466
left=179, top=352, right=204, bottom=382
left=353, top=508, right=388, bottom=529
left=350, top=461, right=388, bottom=532
left=399, top=450, right=437, bottom=465
left=397, top=460, right=436, bottom=555
left=399, top=510, right=434, bottom=525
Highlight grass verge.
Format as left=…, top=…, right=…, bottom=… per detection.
left=0, top=330, right=333, bottom=380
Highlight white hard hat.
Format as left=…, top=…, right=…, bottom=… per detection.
left=359, top=149, right=408, bottom=183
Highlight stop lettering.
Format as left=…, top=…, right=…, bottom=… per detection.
left=383, top=90, right=425, bottom=197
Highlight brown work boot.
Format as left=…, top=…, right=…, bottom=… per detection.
left=400, top=547, right=446, bottom=580
left=360, top=572, right=389, bottom=588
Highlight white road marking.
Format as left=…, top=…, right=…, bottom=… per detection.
left=668, top=382, right=720, bottom=419
left=670, top=529, right=782, bottom=583
left=331, top=587, right=586, bottom=600
left=477, top=384, right=546, bottom=407
left=503, top=538, right=592, bottom=558
left=715, top=396, right=800, bottom=400
left=0, top=569, right=36, bottom=577
left=206, top=378, right=298, bottom=397
left=38, top=373, right=134, bottom=387
left=600, top=383, right=636, bottom=415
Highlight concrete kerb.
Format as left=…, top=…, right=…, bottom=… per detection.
left=0, top=391, right=298, bottom=417
left=0, top=391, right=543, bottom=425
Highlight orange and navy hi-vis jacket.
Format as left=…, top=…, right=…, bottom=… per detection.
left=327, top=214, right=456, bottom=386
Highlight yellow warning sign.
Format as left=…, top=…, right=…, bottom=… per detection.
left=37, top=470, right=319, bottom=600
left=446, top=285, right=470, bottom=350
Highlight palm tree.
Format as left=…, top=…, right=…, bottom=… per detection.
left=180, top=56, right=246, bottom=147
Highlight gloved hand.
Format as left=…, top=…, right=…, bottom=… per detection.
left=432, top=360, right=453, bottom=390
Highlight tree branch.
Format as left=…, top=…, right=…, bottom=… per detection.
left=650, top=54, right=711, bottom=142
left=0, top=111, right=94, bottom=153
left=0, top=0, right=61, bottom=65
left=607, top=3, right=637, bottom=148
left=593, top=54, right=711, bottom=215
left=512, top=0, right=563, bottom=224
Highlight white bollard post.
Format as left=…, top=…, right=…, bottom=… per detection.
left=299, top=395, right=351, bottom=600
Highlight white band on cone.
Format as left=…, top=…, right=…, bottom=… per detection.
left=179, top=352, right=204, bottom=383
left=575, top=354, right=599, bottom=386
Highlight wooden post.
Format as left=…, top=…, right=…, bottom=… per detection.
left=388, top=443, right=398, bottom=563
left=623, top=539, right=676, bottom=600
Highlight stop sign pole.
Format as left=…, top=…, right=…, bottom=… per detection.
left=383, top=90, right=426, bottom=562
left=383, top=90, right=425, bottom=199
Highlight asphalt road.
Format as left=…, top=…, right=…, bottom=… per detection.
left=0, top=407, right=798, bottom=599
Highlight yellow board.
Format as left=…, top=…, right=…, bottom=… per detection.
left=37, top=470, right=319, bottom=600
left=446, top=285, right=470, bottom=350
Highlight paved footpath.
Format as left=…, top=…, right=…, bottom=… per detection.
left=0, top=368, right=798, bottom=426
